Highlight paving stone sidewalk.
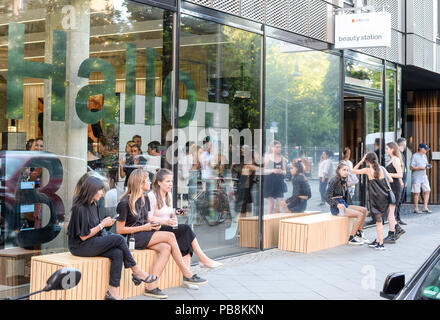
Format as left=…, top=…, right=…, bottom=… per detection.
left=131, top=205, right=440, bottom=300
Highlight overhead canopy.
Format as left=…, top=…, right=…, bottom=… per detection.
left=403, top=65, right=440, bottom=91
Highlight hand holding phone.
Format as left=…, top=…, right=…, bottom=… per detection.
left=426, top=164, right=432, bottom=169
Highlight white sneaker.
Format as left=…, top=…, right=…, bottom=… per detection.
left=199, top=261, right=223, bottom=269
left=356, top=231, right=370, bottom=244
left=183, top=283, right=199, bottom=290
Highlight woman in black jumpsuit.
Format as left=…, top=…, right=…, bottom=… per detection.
left=67, top=176, right=152, bottom=300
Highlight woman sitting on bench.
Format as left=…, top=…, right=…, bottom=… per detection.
left=67, top=176, right=153, bottom=300
left=116, top=169, right=208, bottom=297
left=325, top=161, right=369, bottom=245
left=148, top=168, right=223, bottom=289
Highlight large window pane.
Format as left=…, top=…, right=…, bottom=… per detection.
left=178, top=15, right=261, bottom=258
left=0, top=0, right=172, bottom=298
left=265, top=38, right=340, bottom=216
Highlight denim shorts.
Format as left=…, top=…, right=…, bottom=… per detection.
left=330, top=198, right=349, bottom=215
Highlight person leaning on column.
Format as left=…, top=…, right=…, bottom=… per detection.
left=410, top=143, right=432, bottom=214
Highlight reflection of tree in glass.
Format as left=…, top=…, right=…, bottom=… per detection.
left=265, top=39, right=340, bottom=151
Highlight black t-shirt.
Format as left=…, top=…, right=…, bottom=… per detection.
left=67, top=202, right=102, bottom=250
left=116, top=195, right=150, bottom=227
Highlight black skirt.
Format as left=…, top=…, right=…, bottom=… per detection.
left=160, top=224, right=196, bottom=257
left=132, top=230, right=156, bottom=249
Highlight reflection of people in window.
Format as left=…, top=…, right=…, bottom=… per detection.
left=235, top=145, right=259, bottom=218
left=29, top=137, right=44, bottom=229
left=263, top=140, right=286, bottom=214
left=87, top=138, right=102, bottom=170
left=286, top=161, right=311, bottom=213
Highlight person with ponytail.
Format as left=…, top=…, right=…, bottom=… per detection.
left=325, top=161, right=369, bottom=245
left=67, top=176, right=152, bottom=300
left=148, top=168, right=222, bottom=289
left=115, top=169, right=208, bottom=298
left=352, top=152, right=394, bottom=250
left=384, top=142, right=406, bottom=243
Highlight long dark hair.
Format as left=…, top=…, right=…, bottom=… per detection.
left=365, top=152, right=381, bottom=179
left=292, top=161, right=305, bottom=176
left=152, top=168, right=173, bottom=210
left=72, top=176, right=105, bottom=208
left=335, top=161, right=349, bottom=189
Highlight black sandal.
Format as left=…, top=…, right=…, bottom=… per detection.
left=132, top=274, right=158, bottom=285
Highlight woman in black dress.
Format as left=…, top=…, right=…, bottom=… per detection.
left=116, top=169, right=208, bottom=297
left=384, top=142, right=405, bottom=243
left=352, top=152, right=393, bottom=250
left=286, top=161, right=311, bottom=213
left=263, top=140, right=287, bottom=214
left=67, top=176, right=152, bottom=300
left=235, top=145, right=259, bottom=218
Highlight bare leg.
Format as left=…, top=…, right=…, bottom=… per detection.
left=413, top=193, right=420, bottom=212
left=376, top=221, right=384, bottom=245
left=423, top=191, right=430, bottom=210
left=349, top=205, right=367, bottom=230
left=267, top=197, right=274, bottom=214
left=275, top=197, right=284, bottom=212
left=388, top=205, right=397, bottom=232
left=192, top=238, right=214, bottom=266
left=109, top=286, right=121, bottom=299
left=343, top=208, right=362, bottom=236
left=145, top=243, right=171, bottom=290
left=147, top=231, right=193, bottom=278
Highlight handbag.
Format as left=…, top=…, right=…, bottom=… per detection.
left=380, top=166, right=396, bottom=204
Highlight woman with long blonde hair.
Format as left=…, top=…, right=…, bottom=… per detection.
left=148, top=168, right=223, bottom=289
left=116, top=169, right=207, bottom=298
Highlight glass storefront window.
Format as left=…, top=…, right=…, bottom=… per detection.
left=345, top=58, right=383, bottom=90
left=0, top=0, right=173, bottom=298
left=178, top=15, right=261, bottom=258
left=265, top=38, right=340, bottom=216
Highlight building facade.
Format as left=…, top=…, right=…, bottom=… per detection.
left=0, top=0, right=438, bottom=298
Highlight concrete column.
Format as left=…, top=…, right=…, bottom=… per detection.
left=43, top=0, right=90, bottom=248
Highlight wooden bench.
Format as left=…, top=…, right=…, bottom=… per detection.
left=29, top=250, right=182, bottom=300
left=238, top=211, right=321, bottom=249
left=0, top=248, right=41, bottom=287
left=278, top=213, right=355, bottom=253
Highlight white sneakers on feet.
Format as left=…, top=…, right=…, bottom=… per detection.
left=199, top=261, right=223, bottom=269
left=183, top=283, right=199, bottom=290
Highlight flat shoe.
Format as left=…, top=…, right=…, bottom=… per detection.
left=199, top=261, right=223, bottom=269
left=422, top=209, right=432, bottom=213
left=413, top=210, right=421, bottom=214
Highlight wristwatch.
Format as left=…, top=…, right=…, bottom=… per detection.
left=99, top=223, right=104, bottom=230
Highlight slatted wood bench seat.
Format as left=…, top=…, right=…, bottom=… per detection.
left=30, top=250, right=182, bottom=300
left=278, top=213, right=356, bottom=253
left=238, top=211, right=321, bottom=249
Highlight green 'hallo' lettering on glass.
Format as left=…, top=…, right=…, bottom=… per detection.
left=124, top=43, right=136, bottom=124
left=145, top=47, right=156, bottom=125
left=162, top=71, right=197, bottom=128
left=75, top=58, right=118, bottom=125
left=7, top=22, right=67, bottom=121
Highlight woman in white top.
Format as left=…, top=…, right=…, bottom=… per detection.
left=148, top=169, right=223, bottom=279
left=343, top=147, right=355, bottom=197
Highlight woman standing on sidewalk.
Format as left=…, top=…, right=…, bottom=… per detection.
left=384, top=142, right=405, bottom=243
left=325, top=161, right=368, bottom=245
left=263, top=141, right=287, bottom=214
left=352, top=153, right=393, bottom=250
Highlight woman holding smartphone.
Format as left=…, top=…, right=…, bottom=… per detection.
left=67, top=176, right=152, bottom=300
left=116, top=169, right=208, bottom=298
left=148, top=169, right=223, bottom=288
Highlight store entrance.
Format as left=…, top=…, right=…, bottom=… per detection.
left=344, top=96, right=365, bottom=206
left=344, top=95, right=384, bottom=210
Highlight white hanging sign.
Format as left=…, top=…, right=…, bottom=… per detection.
left=335, top=12, right=391, bottom=49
